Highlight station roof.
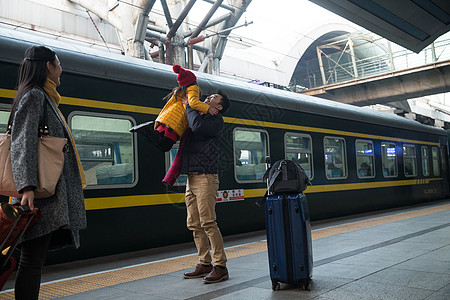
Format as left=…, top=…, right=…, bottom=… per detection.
left=309, top=0, right=450, bottom=53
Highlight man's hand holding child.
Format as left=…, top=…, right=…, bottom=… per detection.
left=208, top=107, right=219, bottom=115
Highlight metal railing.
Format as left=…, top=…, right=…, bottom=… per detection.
left=300, top=32, right=450, bottom=90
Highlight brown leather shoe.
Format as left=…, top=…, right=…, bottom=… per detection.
left=203, top=266, right=229, bottom=284
left=183, top=264, right=213, bottom=279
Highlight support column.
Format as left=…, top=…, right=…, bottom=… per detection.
left=212, top=57, right=220, bottom=75
left=348, top=37, right=358, bottom=79
left=316, top=47, right=326, bottom=85
left=431, top=42, right=437, bottom=62
left=387, top=40, right=395, bottom=71
left=187, top=44, right=194, bottom=69
left=172, top=33, right=186, bottom=66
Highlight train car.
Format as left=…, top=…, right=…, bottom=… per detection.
left=0, top=26, right=448, bottom=264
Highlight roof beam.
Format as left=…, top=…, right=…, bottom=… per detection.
left=141, top=0, right=157, bottom=16
left=159, top=0, right=174, bottom=28
left=201, top=0, right=235, bottom=12
left=190, top=0, right=224, bottom=39
left=184, top=13, right=231, bottom=38
left=166, top=0, right=197, bottom=40
left=212, top=0, right=252, bottom=60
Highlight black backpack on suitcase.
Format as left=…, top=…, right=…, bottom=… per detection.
left=256, top=159, right=311, bottom=207
left=264, top=159, right=311, bottom=195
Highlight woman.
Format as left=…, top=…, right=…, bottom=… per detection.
left=9, top=46, right=87, bottom=299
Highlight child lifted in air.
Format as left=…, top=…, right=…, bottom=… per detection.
left=130, top=65, right=218, bottom=151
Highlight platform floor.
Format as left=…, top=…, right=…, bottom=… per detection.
left=1, top=200, right=449, bottom=299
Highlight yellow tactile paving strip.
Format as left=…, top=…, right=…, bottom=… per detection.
left=0, top=203, right=449, bottom=299
left=312, top=203, right=450, bottom=239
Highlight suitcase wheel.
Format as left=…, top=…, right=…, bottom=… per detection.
left=301, top=279, right=312, bottom=291
left=271, top=279, right=280, bottom=291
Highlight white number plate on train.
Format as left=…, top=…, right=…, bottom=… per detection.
left=216, top=189, right=244, bottom=202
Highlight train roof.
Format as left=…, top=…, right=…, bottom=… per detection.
left=0, top=25, right=446, bottom=137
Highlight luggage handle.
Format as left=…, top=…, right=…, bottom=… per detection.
left=0, top=208, right=36, bottom=271
left=265, top=156, right=271, bottom=193
left=0, top=217, right=21, bottom=251
left=0, top=205, right=30, bottom=251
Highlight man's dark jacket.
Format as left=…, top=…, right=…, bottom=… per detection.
left=181, top=105, right=224, bottom=174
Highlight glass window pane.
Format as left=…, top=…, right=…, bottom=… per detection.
left=71, top=115, right=135, bottom=186
left=324, top=137, right=346, bottom=179
left=234, top=129, right=268, bottom=181
left=404, top=158, right=416, bottom=176
left=432, top=147, right=440, bottom=176
left=0, top=110, right=9, bottom=132
left=356, top=141, right=373, bottom=154
left=285, top=134, right=313, bottom=179
left=421, top=147, right=429, bottom=176
left=403, top=145, right=415, bottom=157
left=167, top=143, right=187, bottom=186
left=357, top=156, right=374, bottom=177
left=356, top=140, right=375, bottom=178
left=286, top=135, right=311, bottom=151
left=403, top=145, right=416, bottom=177
left=382, top=143, right=398, bottom=177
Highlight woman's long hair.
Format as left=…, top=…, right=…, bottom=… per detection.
left=163, top=82, right=199, bottom=103
left=9, top=46, right=57, bottom=124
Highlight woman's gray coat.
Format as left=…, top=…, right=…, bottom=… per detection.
left=10, top=87, right=86, bottom=249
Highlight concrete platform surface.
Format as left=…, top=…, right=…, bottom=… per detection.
left=1, top=200, right=449, bottom=299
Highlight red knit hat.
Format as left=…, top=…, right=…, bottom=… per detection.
left=173, top=64, right=196, bottom=87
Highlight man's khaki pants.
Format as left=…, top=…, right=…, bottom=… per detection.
left=185, top=174, right=227, bottom=267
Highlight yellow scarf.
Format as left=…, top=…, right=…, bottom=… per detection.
left=43, top=79, right=87, bottom=189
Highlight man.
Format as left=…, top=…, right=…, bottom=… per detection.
left=181, top=91, right=231, bottom=284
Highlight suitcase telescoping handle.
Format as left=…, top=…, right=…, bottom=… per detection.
left=265, top=156, right=271, bottom=195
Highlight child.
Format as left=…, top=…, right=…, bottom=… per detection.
left=130, top=65, right=218, bottom=151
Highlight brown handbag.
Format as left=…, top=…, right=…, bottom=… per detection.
left=0, top=97, right=67, bottom=198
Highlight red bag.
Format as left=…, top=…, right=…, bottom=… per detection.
left=0, top=203, right=40, bottom=251
left=0, top=203, right=40, bottom=290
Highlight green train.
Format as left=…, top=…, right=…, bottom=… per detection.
left=0, top=27, right=448, bottom=264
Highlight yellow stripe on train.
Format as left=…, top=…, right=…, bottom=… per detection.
left=0, top=88, right=441, bottom=146
left=84, top=178, right=443, bottom=210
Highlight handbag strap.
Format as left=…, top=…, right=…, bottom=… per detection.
left=7, top=88, right=49, bottom=136
left=38, top=96, right=50, bottom=137
left=39, top=89, right=70, bottom=142
left=8, top=88, right=68, bottom=141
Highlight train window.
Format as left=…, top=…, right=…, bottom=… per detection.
left=403, top=145, right=417, bottom=177
left=285, top=133, right=313, bottom=179
left=324, top=137, right=347, bottom=179
left=381, top=142, right=398, bottom=177
left=355, top=140, right=375, bottom=178
left=233, top=128, right=269, bottom=182
left=432, top=147, right=440, bottom=176
left=70, top=113, right=135, bottom=187
left=0, top=110, right=9, bottom=132
left=165, top=141, right=187, bottom=186
left=421, top=146, right=430, bottom=176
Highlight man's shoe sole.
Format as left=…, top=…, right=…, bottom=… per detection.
left=203, top=274, right=229, bottom=284
left=184, top=273, right=211, bottom=279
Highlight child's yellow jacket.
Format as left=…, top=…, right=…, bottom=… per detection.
left=155, top=85, right=209, bottom=138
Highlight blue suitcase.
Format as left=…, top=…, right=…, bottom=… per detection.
left=265, top=193, right=313, bottom=290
